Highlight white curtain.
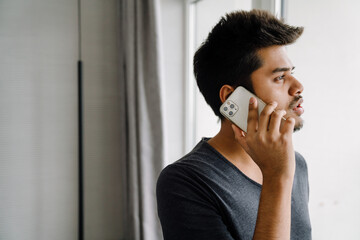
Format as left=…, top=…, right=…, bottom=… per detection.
left=119, top=0, right=164, bottom=239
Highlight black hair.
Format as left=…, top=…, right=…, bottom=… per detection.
left=193, top=9, right=304, bottom=119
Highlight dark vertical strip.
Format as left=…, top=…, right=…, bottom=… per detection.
left=120, top=1, right=131, bottom=238
left=78, top=60, right=84, bottom=240
left=78, top=0, right=84, bottom=239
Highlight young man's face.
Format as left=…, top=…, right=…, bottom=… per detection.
left=251, top=45, right=304, bottom=131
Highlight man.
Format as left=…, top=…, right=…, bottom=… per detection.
left=157, top=10, right=311, bottom=240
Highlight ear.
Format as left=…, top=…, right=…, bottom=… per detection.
left=219, top=85, right=235, bottom=103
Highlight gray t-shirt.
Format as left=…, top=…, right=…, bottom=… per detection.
left=157, top=138, right=312, bottom=240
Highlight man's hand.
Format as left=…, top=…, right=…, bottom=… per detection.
left=231, top=97, right=296, bottom=240
left=231, top=97, right=296, bottom=181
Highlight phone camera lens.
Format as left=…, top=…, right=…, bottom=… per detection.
left=224, top=107, right=228, bottom=111
left=230, top=104, right=234, bottom=109
left=229, top=111, right=233, bottom=116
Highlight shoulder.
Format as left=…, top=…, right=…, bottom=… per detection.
left=156, top=140, right=235, bottom=204
left=156, top=151, right=209, bottom=200
left=156, top=162, right=193, bottom=190
left=158, top=139, right=231, bottom=183
left=295, top=151, right=309, bottom=173
left=156, top=152, right=216, bottom=196
left=156, top=155, right=222, bottom=222
left=157, top=159, right=237, bottom=240
left=294, top=151, right=310, bottom=190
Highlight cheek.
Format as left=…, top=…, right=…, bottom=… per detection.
left=258, top=92, right=290, bottom=111
left=257, top=91, right=283, bottom=106
left=278, top=100, right=290, bottom=111
left=252, top=77, right=288, bottom=107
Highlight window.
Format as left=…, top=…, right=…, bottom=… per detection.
left=185, top=0, right=281, bottom=151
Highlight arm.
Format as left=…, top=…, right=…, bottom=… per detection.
left=232, top=97, right=296, bottom=240
left=253, top=174, right=293, bottom=239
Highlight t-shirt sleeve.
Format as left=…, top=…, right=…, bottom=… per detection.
left=156, top=164, right=235, bottom=240
left=295, top=151, right=310, bottom=203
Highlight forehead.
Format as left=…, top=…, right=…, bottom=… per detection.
left=257, top=45, right=293, bottom=70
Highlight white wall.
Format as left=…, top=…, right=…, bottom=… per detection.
left=0, top=1, right=78, bottom=239
left=286, top=1, right=360, bottom=239
left=160, top=0, right=360, bottom=239
left=0, top=1, right=123, bottom=239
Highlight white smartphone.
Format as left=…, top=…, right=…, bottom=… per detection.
left=220, top=86, right=266, bottom=132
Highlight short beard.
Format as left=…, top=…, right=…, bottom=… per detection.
left=293, top=121, right=304, bottom=132
left=289, top=96, right=304, bottom=133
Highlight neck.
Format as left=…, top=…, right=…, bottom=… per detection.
left=208, top=120, right=251, bottom=163
left=208, top=119, right=263, bottom=184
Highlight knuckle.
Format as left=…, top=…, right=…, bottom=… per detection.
left=272, top=110, right=282, bottom=118
left=266, top=134, right=277, bottom=143
left=261, top=105, right=275, bottom=117
left=247, top=114, right=254, bottom=120
left=280, top=133, right=290, bottom=142
left=257, top=134, right=266, bottom=143
left=287, top=117, right=295, bottom=124
left=247, top=115, right=255, bottom=123
left=248, top=108, right=258, bottom=115
left=260, top=110, right=268, bottom=117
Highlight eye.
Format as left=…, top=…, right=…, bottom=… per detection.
left=275, top=75, right=285, bottom=81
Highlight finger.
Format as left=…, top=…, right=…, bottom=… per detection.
left=281, top=117, right=295, bottom=135
left=231, top=124, right=251, bottom=155
left=258, top=102, right=278, bottom=133
left=268, top=109, right=286, bottom=135
left=247, top=97, right=258, bottom=133
left=232, top=124, right=246, bottom=139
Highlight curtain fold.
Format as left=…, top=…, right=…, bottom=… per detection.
left=120, top=0, right=164, bottom=239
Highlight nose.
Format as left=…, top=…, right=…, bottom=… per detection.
left=289, top=77, right=304, bottom=96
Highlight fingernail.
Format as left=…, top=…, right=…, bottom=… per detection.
left=249, top=97, right=255, bottom=104
left=241, top=131, right=246, bottom=137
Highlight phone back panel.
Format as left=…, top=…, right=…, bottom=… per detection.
left=220, top=87, right=266, bottom=132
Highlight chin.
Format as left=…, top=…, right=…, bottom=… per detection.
left=293, top=118, right=304, bottom=132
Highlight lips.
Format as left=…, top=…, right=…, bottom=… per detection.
left=292, top=98, right=304, bottom=115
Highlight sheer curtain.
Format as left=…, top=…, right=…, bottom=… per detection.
left=119, top=0, right=164, bottom=239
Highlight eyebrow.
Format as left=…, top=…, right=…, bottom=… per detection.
left=272, top=66, right=295, bottom=73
